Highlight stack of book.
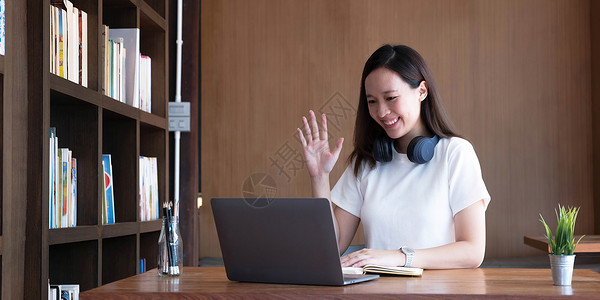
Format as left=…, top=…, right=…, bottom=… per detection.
left=49, top=128, right=77, bottom=229
left=0, top=0, right=5, bottom=55
left=49, top=0, right=88, bottom=87
left=102, top=154, right=115, bottom=224
left=139, top=55, right=152, bottom=113
left=139, top=156, right=159, bottom=221
left=49, top=283, right=79, bottom=300
left=102, top=26, right=152, bottom=113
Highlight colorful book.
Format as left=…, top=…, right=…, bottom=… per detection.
left=102, top=154, right=115, bottom=224
left=139, top=156, right=159, bottom=221
left=49, top=128, right=55, bottom=228
left=61, top=148, right=69, bottom=227
left=58, top=8, right=64, bottom=78
left=71, top=157, right=77, bottom=227
left=0, top=0, right=5, bottom=56
left=101, top=160, right=107, bottom=225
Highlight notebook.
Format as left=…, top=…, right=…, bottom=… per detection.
left=211, top=197, right=379, bottom=286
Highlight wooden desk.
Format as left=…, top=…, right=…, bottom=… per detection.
left=80, top=267, right=600, bottom=299
left=524, top=235, right=600, bottom=253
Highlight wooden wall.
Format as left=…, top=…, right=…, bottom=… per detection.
left=200, top=0, right=594, bottom=259
left=592, top=0, right=600, bottom=235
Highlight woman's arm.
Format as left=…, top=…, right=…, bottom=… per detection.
left=412, top=199, right=486, bottom=268
left=298, top=110, right=357, bottom=251
left=341, top=199, right=486, bottom=269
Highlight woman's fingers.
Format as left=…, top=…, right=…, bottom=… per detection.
left=309, top=110, right=320, bottom=140
left=341, top=249, right=370, bottom=267
left=302, top=116, right=312, bottom=142
left=301, top=110, right=333, bottom=146
left=297, top=128, right=307, bottom=147
left=320, top=113, right=328, bottom=141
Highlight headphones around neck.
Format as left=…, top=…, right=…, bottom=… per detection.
left=373, top=135, right=440, bottom=164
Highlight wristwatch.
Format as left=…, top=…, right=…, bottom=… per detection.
left=400, top=246, right=415, bottom=268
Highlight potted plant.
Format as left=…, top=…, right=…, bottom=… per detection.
left=539, top=204, right=585, bottom=286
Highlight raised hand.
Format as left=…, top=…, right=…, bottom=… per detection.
left=297, top=110, right=344, bottom=178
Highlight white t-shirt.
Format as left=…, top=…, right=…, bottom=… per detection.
left=331, top=137, right=491, bottom=250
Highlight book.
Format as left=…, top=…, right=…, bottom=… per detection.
left=108, top=28, right=140, bottom=108
left=78, top=9, right=88, bottom=87
left=57, top=7, right=65, bottom=77
left=61, top=148, right=69, bottom=227
left=139, top=156, right=159, bottom=221
left=69, top=5, right=78, bottom=84
left=70, top=157, right=77, bottom=227
left=102, top=154, right=115, bottom=224
left=342, top=265, right=423, bottom=277
left=1, top=0, right=5, bottom=56
left=101, top=160, right=107, bottom=225
left=140, top=55, right=151, bottom=112
left=49, top=128, right=55, bottom=229
left=101, top=25, right=108, bottom=95
left=49, top=284, right=79, bottom=300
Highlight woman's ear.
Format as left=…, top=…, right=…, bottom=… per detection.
left=418, top=81, right=428, bottom=101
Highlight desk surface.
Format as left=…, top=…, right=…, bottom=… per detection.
left=524, top=235, right=600, bottom=253
left=80, top=266, right=600, bottom=299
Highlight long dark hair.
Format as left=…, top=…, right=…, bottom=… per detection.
left=349, top=44, right=460, bottom=176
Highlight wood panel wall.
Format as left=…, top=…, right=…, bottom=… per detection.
left=592, top=0, right=600, bottom=235
left=200, top=0, right=594, bottom=259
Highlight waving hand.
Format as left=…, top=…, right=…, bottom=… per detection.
left=297, top=110, right=344, bottom=178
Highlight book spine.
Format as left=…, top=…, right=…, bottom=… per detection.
left=78, top=9, right=82, bottom=85
left=103, top=154, right=115, bottom=224
left=67, top=150, right=72, bottom=227
left=61, top=148, right=68, bottom=228
left=71, top=157, right=77, bottom=227
left=58, top=8, right=64, bottom=78
left=50, top=5, right=54, bottom=73
left=101, top=25, right=107, bottom=95
left=152, top=157, right=159, bottom=219
left=81, top=10, right=88, bottom=87
left=0, top=0, right=5, bottom=56
left=69, top=6, right=78, bottom=83
left=102, top=160, right=107, bottom=225
left=54, top=134, right=59, bottom=228
left=49, top=128, right=55, bottom=229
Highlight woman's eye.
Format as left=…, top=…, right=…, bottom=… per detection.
left=386, top=96, right=398, bottom=101
left=367, top=99, right=376, bottom=104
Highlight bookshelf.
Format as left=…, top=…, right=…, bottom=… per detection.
left=41, top=0, right=169, bottom=295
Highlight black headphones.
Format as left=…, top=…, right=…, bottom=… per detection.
left=373, top=135, right=440, bottom=164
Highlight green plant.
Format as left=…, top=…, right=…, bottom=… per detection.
left=539, top=204, right=584, bottom=255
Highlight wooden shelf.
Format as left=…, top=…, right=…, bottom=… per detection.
left=140, top=2, right=166, bottom=31
left=100, top=95, right=140, bottom=120
left=50, top=75, right=101, bottom=107
left=140, top=219, right=162, bottom=233
left=42, top=0, right=169, bottom=294
left=101, top=222, right=138, bottom=239
left=49, top=226, right=99, bottom=245
left=140, top=110, right=168, bottom=129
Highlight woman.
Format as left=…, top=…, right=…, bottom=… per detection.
left=297, top=45, right=490, bottom=269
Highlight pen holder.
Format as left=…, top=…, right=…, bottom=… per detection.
left=158, top=215, right=183, bottom=277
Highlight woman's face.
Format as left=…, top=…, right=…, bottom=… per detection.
left=365, top=67, right=428, bottom=142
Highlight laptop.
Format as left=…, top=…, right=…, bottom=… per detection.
left=211, top=197, right=379, bottom=286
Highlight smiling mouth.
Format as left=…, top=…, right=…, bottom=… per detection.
left=383, top=117, right=399, bottom=127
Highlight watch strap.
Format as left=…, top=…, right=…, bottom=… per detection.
left=400, top=246, right=414, bottom=268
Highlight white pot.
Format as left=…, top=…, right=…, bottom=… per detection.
left=549, top=254, right=576, bottom=286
